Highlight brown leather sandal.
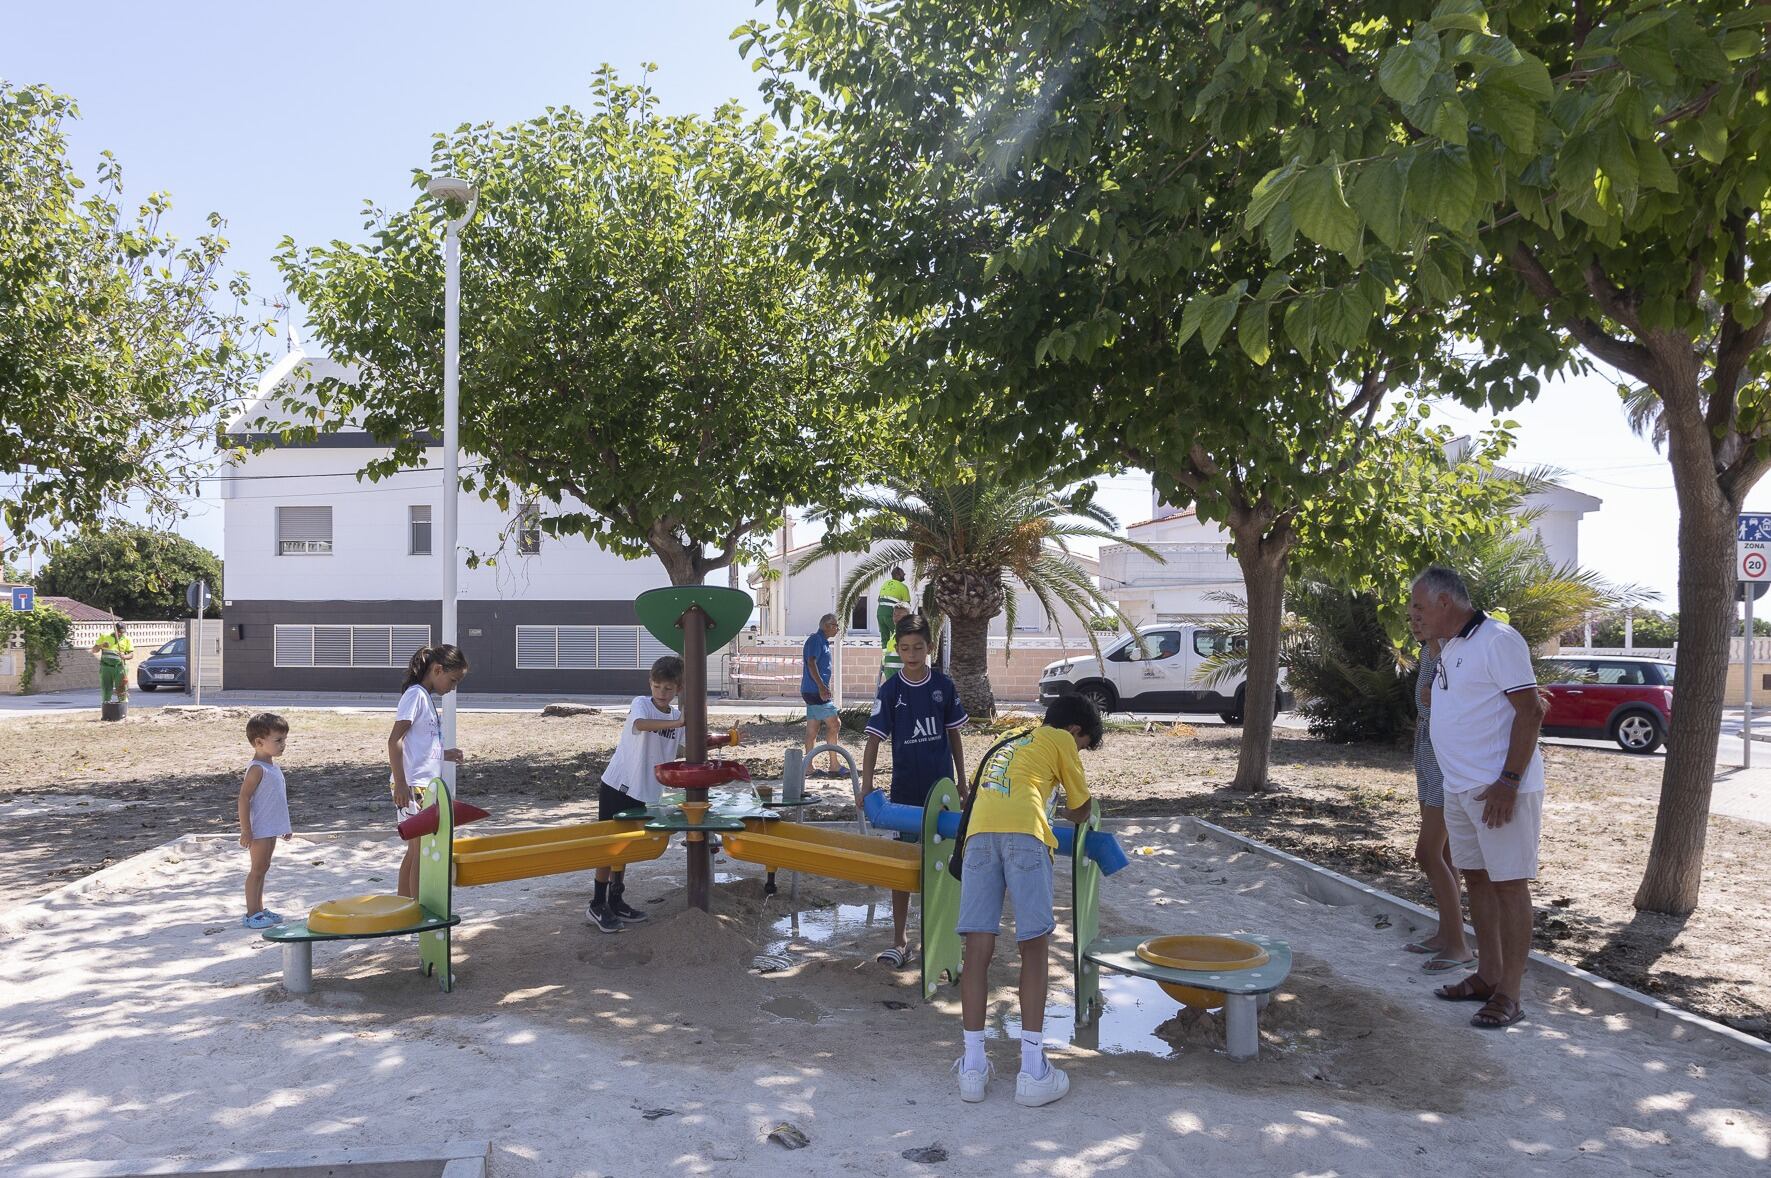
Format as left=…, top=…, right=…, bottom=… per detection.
left=1434, top=975, right=1495, bottom=1002
left=1471, top=994, right=1526, bottom=1028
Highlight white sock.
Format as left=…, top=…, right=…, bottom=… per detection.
left=1020, top=1031, right=1048, bottom=1079
left=962, top=1029, right=986, bottom=1072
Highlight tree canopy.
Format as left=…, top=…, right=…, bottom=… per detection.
left=273, top=69, right=889, bottom=586
left=37, top=526, right=222, bottom=619
left=744, top=2, right=1564, bottom=786
left=1187, top=0, right=1768, bottom=912
left=0, top=82, right=259, bottom=552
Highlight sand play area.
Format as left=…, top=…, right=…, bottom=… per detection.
left=1, top=818, right=1767, bottom=1177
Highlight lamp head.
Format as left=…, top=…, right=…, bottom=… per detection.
left=425, top=176, right=477, bottom=204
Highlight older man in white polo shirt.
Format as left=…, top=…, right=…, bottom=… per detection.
left=1409, top=566, right=1546, bottom=1031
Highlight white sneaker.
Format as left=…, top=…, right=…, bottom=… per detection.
left=1015, top=1063, right=1070, bottom=1107
left=953, top=1057, right=992, bottom=1103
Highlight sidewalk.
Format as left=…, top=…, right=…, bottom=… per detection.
left=0, top=688, right=821, bottom=718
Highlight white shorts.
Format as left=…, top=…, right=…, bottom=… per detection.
left=1443, top=787, right=1543, bottom=882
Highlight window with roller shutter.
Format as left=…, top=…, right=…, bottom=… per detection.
left=277, top=506, right=332, bottom=555
left=274, top=624, right=431, bottom=668
left=514, top=626, right=674, bottom=670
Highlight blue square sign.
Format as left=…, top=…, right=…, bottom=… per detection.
left=1740, top=514, right=1771, bottom=542
left=9, top=586, right=33, bottom=612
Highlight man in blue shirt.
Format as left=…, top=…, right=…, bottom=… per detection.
left=801, top=613, right=843, bottom=778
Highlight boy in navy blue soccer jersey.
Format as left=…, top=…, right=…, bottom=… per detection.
left=861, top=613, right=968, bottom=967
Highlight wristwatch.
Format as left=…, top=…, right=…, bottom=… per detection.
left=1499, top=770, right=1522, bottom=784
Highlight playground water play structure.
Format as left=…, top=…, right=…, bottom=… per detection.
left=263, top=586, right=1292, bottom=1058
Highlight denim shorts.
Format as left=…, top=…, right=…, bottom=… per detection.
left=956, top=832, right=1055, bottom=941
left=801, top=691, right=838, bottom=721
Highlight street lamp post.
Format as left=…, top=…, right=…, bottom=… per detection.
left=426, top=175, right=476, bottom=781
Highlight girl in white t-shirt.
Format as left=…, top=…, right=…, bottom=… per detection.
left=388, top=644, right=469, bottom=897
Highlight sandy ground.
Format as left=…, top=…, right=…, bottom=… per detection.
left=1, top=817, right=1767, bottom=1177
left=1, top=706, right=1766, bottom=1042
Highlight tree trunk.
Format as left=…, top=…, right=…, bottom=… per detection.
left=947, top=613, right=996, bottom=719
left=1634, top=382, right=1738, bottom=914
left=653, top=543, right=703, bottom=586
left=1230, top=526, right=1292, bottom=792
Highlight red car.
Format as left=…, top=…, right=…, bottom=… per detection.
left=1540, top=656, right=1674, bottom=754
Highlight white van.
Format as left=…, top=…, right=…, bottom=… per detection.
left=1038, top=624, right=1289, bottom=722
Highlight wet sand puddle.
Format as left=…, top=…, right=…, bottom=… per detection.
left=992, top=973, right=1214, bottom=1058
left=763, top=900, right=882, bottom=956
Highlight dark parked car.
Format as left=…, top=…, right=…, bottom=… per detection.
left=1540, top=656, right=1674, bottom=754
left=137, top=637, right=188, bottom=692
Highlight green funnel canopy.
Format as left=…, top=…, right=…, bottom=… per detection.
left=635, top=586, right=754, bottom=654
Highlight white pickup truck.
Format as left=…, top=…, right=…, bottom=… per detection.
left=1038, top=624, right=1290, bottom=722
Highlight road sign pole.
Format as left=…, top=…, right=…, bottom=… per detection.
left=186, top=580, right=209, bottom=707
left=1746, top=589, right=1754, bottom=769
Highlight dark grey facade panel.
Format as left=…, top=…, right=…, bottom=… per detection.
left=223, top=598, right=651, bottom=695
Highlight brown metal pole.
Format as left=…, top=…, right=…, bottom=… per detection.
left=681, top=605, right=711, bottom=911
left=682, top=605, right=709, bottom=763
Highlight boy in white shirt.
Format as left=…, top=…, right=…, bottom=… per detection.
left=589, top=656, right=739, bottom=932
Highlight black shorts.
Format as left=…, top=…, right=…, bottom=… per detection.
left=599, top=783, right=642, bottom=821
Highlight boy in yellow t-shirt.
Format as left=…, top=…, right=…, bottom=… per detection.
left=953, top=694, right=1101, bottom=1108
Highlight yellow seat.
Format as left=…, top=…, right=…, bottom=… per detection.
left=723, top=821, right=922, bottom=893
left=452, top=821, right=672, bottom=886
left=308, top=894, right=424, bottom=935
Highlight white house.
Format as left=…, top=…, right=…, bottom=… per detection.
left=1099, top=457, right=1602, bottom=625
left=220, top=351, right=676, bottom=694
left=749, top=529, right=1105, bottom=643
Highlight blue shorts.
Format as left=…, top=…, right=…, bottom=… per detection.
left=956, top=832, right=1055, bottom=942
left=801, top=691, right=838, bottom=721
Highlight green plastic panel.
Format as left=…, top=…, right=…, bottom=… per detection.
left=262, top=913, right=458, bottom=945
left=417, top=777, right=455, bottom=992
left=642, top=813, right=748, bottom=833
left=1071, top=808, right=1103, bottom=1027
left=634, top=586, right=754, bottom=654
left=920, top=778, right=965, bottom=1001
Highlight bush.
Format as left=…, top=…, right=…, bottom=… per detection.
left=1, top=602, right=73, bottom=692
left=1285, top=585, right=1416, bottom=745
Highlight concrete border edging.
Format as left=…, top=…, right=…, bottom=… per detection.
left=0, top=1139, right=490, bottom=1178
left=1169, top=816, right=1771, bottom=1063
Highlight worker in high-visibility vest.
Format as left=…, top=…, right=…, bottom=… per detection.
left=876, top=567, right=911, bottom=646
left=92, top=623, right=135, bottom=705
left=878, top=602, right=912, bottom=685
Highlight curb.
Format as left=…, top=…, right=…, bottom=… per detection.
left=0, top=1139, right=490, bottom=1178
left=1166, top=816, right=1771, bottom=1063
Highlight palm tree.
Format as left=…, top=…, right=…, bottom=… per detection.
left=793, top=469, right=1157, bottom=717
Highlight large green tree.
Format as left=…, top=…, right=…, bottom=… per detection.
left=273, top=70, right=887, bottom=585
left=0, top=83, right=259, bottom=551
left=745, top=3, right=1565, bottom=788
left=37, top=526, right=222, bottom=619
left=1206, top=0, right=1767, bottom=912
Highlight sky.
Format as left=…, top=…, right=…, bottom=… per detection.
left=4, top=1, right=1762, bottom=610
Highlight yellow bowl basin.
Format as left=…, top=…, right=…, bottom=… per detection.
left=308, top=894, right=423, bottom=935
left=1137, top=935, right=1270, bottom=1009
left=1136, top=934, right=1270, bottom=971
